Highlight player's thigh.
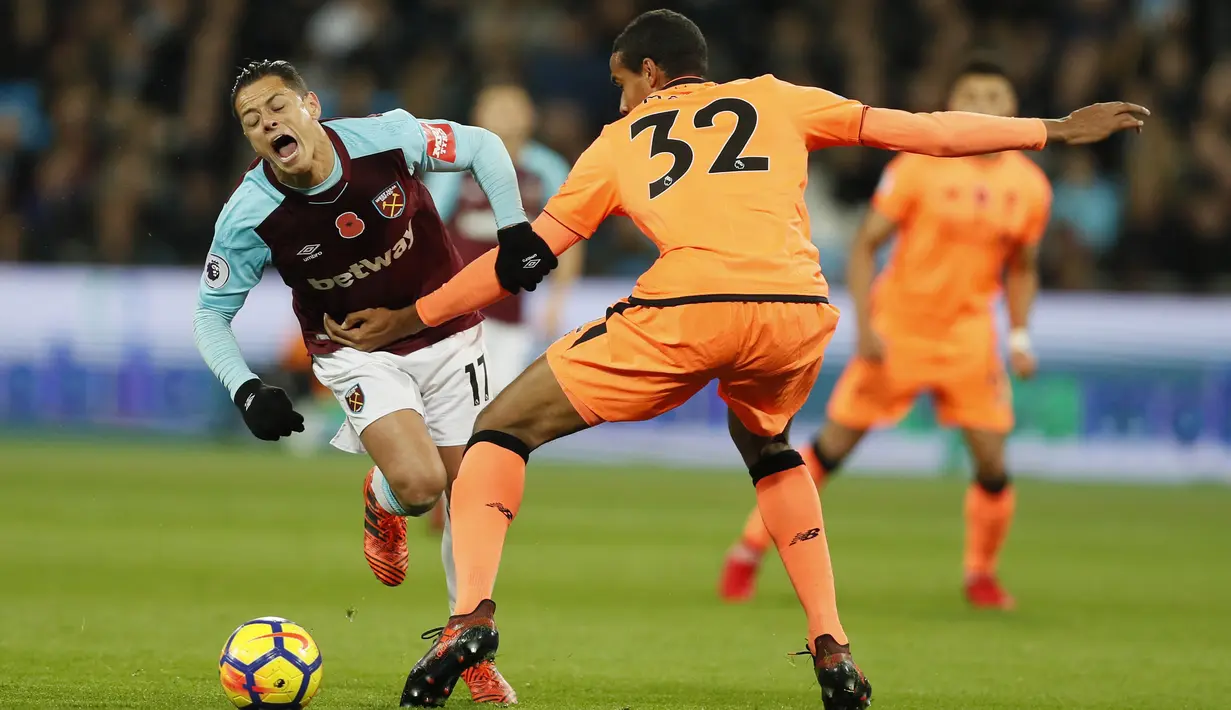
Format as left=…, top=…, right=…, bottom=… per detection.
left=720, top=302, right=842, bottom=438
left=727, top=409, right=795, bottom=469
left=825, top=357, right=917, bottom=431
left=313, top=347, right=427, bottom=455
left=933, top=358, right=1013, bottom=435
left=960, top=427, right=1008, bottom=478
left=474, top=354, right=591, bottom=451
left=437, top=445, right=465, bottom=489
left=480, top=320, right=533, bottom=395
left=544, top=305, right=711, bottom=427
left=360, top=408, right=448, bottom=506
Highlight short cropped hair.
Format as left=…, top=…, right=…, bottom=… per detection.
left=612, top=10, right=708, bottom=80
left=231, top=60, right=309, bottom=116
left=949, top=57, right=1013, bottom=93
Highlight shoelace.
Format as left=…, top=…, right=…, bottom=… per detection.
left=378, top=513, right=401, bottom=544
left=421, top=627, right=445, bottom=643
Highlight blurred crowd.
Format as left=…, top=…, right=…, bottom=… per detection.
left=3, top=0, right=1231, bottom=291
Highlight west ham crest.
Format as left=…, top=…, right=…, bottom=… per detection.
left=344, top=384, right=365, bottom=413
left=373, top=182, right=406, bottom=219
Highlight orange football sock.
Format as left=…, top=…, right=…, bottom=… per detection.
left=737, top=442, right=829, bottom=555
left=963, top=483, right=1016, bottom=577
left=449, top=441, right=526, bottom=615
left=756, top=464, right=847, bottom=647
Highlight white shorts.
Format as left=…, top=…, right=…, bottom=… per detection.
left=480, top=319, right=535, bottom=394
left=313, top=324, right=490, bottom=453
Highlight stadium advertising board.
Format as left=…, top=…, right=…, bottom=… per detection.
left=4, top=265, right=1230, bottom=481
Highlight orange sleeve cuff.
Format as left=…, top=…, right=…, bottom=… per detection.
left=860, top=107, right=1047, bottom=157
left=415, top=220, right=584, bottom=328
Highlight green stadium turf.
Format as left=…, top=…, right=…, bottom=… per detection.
left=0, top=439, right=1227, bottom=709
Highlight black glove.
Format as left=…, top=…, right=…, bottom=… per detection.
left=494, top=222, right=558, bottom=294
left=234, top=378, right=305, bottom=441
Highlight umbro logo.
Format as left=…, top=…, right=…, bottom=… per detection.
left=298, top=244, right=323, bottom=262
left=522, top=254, right=541, bottom=270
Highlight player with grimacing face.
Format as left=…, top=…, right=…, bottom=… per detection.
left=197, top=60, right=541, bottom=705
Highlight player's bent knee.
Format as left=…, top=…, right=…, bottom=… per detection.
left=467, top=430, right=532, bottom=463
left=748, top=448, right=806, bottom=486
left=815, top=444, right=847, bottom=476
left=975, top=468, right=1011, bottom=494
left=382, top=461, right=448, bottom=516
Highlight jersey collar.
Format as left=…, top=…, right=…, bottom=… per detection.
left=663, top=76, right=705, bottom=89
left=262, top=123, right=353, bottom=201
left=644, top=76, right=710, bottom=103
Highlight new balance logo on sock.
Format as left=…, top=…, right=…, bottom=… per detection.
left=522, top=254, right=540, bottom=269
left=789, top=528, right=821, bottom=546
left=486, top=502, right=514, bottom=521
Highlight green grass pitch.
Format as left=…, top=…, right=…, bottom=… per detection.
left=1, top=439, right=1228, bottom=709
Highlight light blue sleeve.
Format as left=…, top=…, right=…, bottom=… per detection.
left=193, top=184, right=276, bottom=398
left=400, top=112, right=526, bottom=229
left=333, top=109, right=526, bottom=228
left=423, top=170, right=465, bottom=222
left=520, top=142, right=572, bottom=209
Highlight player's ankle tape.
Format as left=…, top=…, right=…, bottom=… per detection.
left=468, top=430, right=532, bottom=462
left=749, top=449, right=806, bottom=485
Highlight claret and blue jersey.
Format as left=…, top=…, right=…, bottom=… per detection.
left=194, top=109, right=526, bottom=397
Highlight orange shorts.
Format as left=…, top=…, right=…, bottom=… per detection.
left=547, top=298, right=840, bottom=437
left=827, top=341, right=1013, bottom=433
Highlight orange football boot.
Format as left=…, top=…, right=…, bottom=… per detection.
left=363, top=468, right=408, bottom=586
left=461, top=660, right=518, bottom=704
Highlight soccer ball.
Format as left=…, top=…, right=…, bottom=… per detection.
left=219, top=617, right=323, bottom=709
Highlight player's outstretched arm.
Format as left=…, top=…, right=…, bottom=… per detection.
left=847, top=208, right=897, bottom=362
left=322, top=223, right=582, bottom=351
left=195, top=219, right=303, bottom=441
left=416, top=223, right=581, bottom=330
left=859, top=102, right=1149, bottom=157
left=326, top=135, right=618, bottom=349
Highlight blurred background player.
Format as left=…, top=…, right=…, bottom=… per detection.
left=720, top=60, right=1053, bottom=611
left=423, top=83, right=581, bottom=533
left=194, top=60, right=524, bottom=704
left=427, top=83, right=582, bottom=388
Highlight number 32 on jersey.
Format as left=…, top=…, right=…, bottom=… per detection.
left=630, top=97, right=770, bottom=199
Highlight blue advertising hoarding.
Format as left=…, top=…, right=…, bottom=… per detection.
left=3, top=265, right=1229, bottom=481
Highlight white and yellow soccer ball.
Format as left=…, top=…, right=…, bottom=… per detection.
left=219, top=617, right=323, bottom=709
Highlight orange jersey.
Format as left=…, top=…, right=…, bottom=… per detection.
left=870, top=152, right=1052, bottom=342
left=539, top=76, right=871, bottom=300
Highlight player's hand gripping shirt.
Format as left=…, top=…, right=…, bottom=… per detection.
left=415, top=75, right=1048, bottom=325
left=194, top=110, right=525, bottom=396
left=869, top=152, right=1052, bottom=347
